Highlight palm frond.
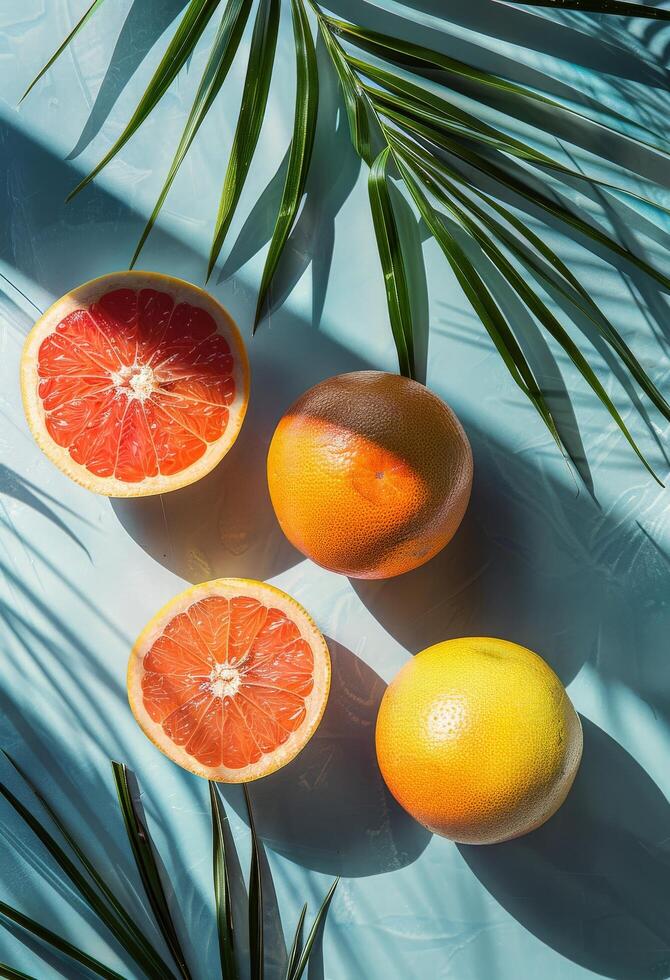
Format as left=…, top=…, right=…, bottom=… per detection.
left=244, top=785, right=264, bottom=980
left=112, top=762, right=192, bottom=980
left=209, top=783, right=238, bottom=980
left=207, top=0, right=281, bottom=280
left=284, top=904, right=307, bottom=980
left=287, top=877, right=339, bottom=980
left=254, top=0, right=319, bottom=330
left=131, top=0, right=254, bottom=267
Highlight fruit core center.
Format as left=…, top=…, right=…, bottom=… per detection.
left=209, top=663, right=241, bottom=698
left=112, top=363, right=156, bottom=400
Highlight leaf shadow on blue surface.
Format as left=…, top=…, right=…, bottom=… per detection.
left=66, top=0, right=191, bottom=161
left=0, top=463, right=93, bottom=558
left=221, top=639, right=432, bottom=879
left=460, top=716, right=670, bottom=980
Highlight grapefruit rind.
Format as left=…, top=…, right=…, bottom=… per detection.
left=127, top=578, right=331, bottom=783
left=21, top=270, right=250, bottom=497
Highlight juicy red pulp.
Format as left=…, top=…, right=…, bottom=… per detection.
left=37, top=287, right=236, bottom=482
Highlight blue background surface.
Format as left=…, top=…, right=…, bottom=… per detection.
left=1, top=2, right=670, bottom=977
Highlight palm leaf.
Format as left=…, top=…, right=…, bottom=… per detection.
left=501, top=0, right=670, bottom=18
left=0, top=963, right=37, bottom=980
left=243, top=785, right=263, bottom=980
left=67, top=0, right=220, bottom=201
left=20, top=0, right=108, bottom=103
left=287, top=878, right=339, bottom=980
left=388, top=126, right=670, bottom=423
left=1, top=750, right=170, bottom=979
left=131, top=0, right=253, bottom=267
left=209, top=783, right=238, bottom=980
left=393, top=145, right=566, bottom=454
left=253, top=0, right=319, bottom=331
left=207, top=0, right=281, bottom=280
left=402, top=147, right=660, bottom=480
left=0, top=777, right=173, bottom=980
left=112, top=762, right=192, bottom=980
left=0, top=900, right=124, bottom=980
left=368, top=147, right=416, bottom=378
left=328, top=15, right=668, bottom=150
left=284, top=904, right=307, bottom=980
left=316, top=14, right=374, bottom=164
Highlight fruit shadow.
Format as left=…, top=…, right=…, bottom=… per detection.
left=460, top=717, right=670, bottom=980
left=220, top=639, right=431, bottom=878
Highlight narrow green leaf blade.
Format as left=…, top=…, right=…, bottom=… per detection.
left=317, top=17, right=373, bottom=164
left=420, top=160, right=660, bottom=480
left=368, top=147, right=416, bottom=379
left=131, top=0, right=253, bottom=267
left=1, top=750, right=169, bottom=978
left=0, top=901, right=124, bottom=980
left=112, top=762, right=192, bottom=980
left=209, top=783, right=238, bottom=980
left=68, top=0, right=220, bottom=201
left=501, top=0, right=670, bottom=18
left=0, top=962, right=37, bottom=980
left=328, top=15, right=667, bottom=150
left=288, top=878, right=339, bottom=980
left=207, top=0, right=281, bottom=280
left=284, top=904, right=307, bottom=980
left=253, top=0, right=319, bottom=330
left=394, top=149, right=566, bottom=454
left=20, top=0, right=107, bottom=103
left=0, top=776, right=173, bottom=980
left=244, top=785, right=263, bottom=980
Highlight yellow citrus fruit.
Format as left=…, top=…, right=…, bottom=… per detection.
left=267, top=371, right=473, bottom=579
left=21, top=271, right=249, bottom=496
left=128, top=578, right=330, bottom=782
left=375, top=638, right=582, bottom=844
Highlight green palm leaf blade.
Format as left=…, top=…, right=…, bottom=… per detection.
left=0, top=900, right=124, bottom=980
left=67, top=0, right=220, bottom=202
left=327, top=15, right=668, bottom=150
left=383, top=108, right=670, bottom=295
left=284, top=904, right=307, bottom=980
left=0, top=750, right=170, bottom=978
left=0, top=776, right=173, bottom=980
left=501, top=0, right=670, bottom=18
left=394, top=149, right=566, bottom=454
left=287, top=878, right=339, bottom=980
left=209, top=784, right=238, bottom=980
left=207, top=0, right=281, bottom=281
left=0, top=963, right=37, bottom=980
left=20, top=0, right=107, bottom=103
left=355, top=58, right=670, bottom=216
left=386, top=126, right=670, bottom=423
left=407, top=151, right=660, bottom=480
left=368, top=147, right=416, bottom=379
left=243, top=785, right=264, bottom=980
left=131, top=0, right=253, bottom=268
left=253, top=0, right=319, bottom=332
left=316, top=15, right=373, bottom=164
left=111, top=762, right=191, bottom=980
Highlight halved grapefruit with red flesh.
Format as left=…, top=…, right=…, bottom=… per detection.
left=21, top=271, right=249, bottom=496
left=127, top=579, right=331, bottom=782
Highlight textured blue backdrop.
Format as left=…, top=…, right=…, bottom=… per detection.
left=1, top=2, right=669, bottom=978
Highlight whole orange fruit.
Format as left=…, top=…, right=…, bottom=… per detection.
left=266, top=371, right=472, bottom=579
left=375, top=638, right=583, bottom=844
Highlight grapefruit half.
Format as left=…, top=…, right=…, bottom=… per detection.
left=127, top=578, right=331, bottom=782
left=21, top=271, right=249, bottom=496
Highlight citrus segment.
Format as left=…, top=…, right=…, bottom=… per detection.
left=22, top=271, right=249, bottom=496
left=128, top=579, right=331, bottom=782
